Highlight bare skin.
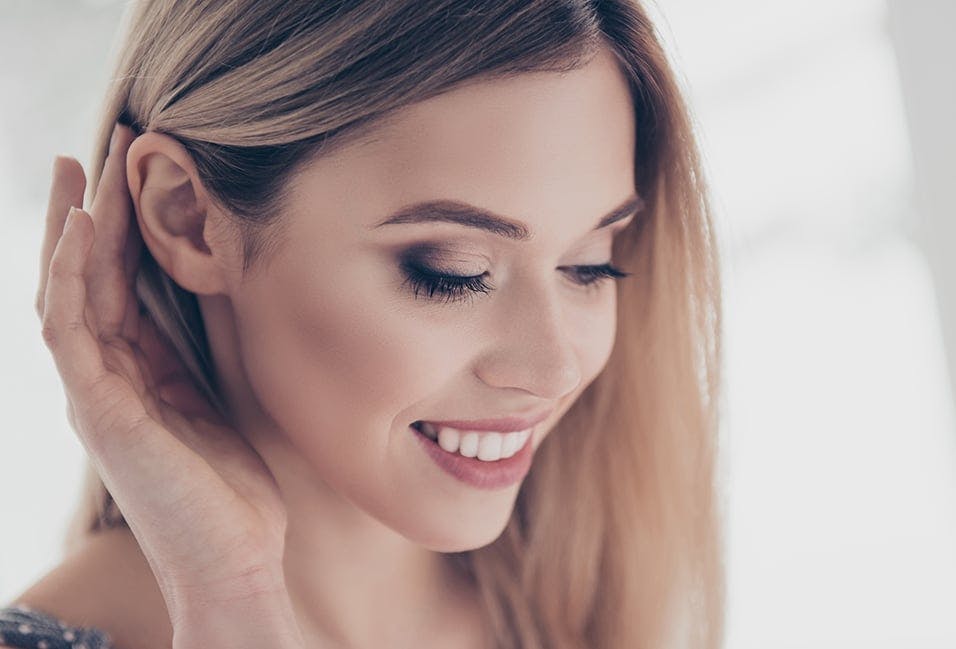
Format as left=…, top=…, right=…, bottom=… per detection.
left=8, top=46, right=636, bottom=649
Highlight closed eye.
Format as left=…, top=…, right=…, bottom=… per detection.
left=400, top=262, right=631, bottom=305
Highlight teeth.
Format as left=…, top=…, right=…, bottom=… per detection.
left=458, top=431, right=480, bottom=458
left=501, top=432, right=519, bottom=456
left=437, top=428, right=459, bottom=453
left=417, top=422, right=531, bottom=462
left=477, top=433, right=503, bottom=461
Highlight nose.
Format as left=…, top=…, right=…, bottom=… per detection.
left=473, top=282, right=583, bottom=400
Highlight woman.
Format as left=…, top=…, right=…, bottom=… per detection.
left=0, top=1, right=723, bottom=648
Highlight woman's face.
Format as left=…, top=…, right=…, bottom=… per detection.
left=220, top=46, right=637, bottom=551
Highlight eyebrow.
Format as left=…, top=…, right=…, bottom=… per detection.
left=369, top=193, right=645, bottom=241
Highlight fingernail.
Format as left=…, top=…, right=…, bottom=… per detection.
left=66, top=206, right=79, bottom=228
left=109, top=124, right=120, bottom=154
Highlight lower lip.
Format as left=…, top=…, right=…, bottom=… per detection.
left=410, top=424, right=536, bottom=490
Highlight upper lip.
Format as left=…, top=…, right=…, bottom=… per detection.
left=417, top=408, right=554, bottom=433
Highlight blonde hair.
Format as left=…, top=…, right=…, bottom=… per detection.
left=65, top=1, right=725, bottom=647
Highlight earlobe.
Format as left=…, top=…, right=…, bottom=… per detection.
left=125, top=133, right=234, bottom=296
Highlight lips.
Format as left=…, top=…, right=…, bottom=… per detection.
left=409, top=422, right=535, bottom=489
left=412, top=408, right=553, bottom=433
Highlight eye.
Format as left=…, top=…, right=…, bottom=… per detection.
left=400, top=261, right=494, bottom=305
left=400, top=260, right=631, bottom=305
left=559, top=263, right=632, bottom=290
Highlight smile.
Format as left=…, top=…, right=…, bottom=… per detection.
left=409, top=421, right=536, bottom=490
left=412, top=421, right=530, bottom=461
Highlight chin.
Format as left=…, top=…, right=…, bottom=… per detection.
left=424, top=531, right=507, bottom=554
left=409, top=506, right=515, bottom=553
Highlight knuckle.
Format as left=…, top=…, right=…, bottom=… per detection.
left=40, top=320, right=60, bottom=350
left=40, top=316, right=83, bottom=350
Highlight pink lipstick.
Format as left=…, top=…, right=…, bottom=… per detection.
left=409, top=421, right=538, bottom=489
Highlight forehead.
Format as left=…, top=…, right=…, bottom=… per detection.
left=294, top=47, right=636, bottom=236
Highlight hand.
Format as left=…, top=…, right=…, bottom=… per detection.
left=36, top=125, right=292, bottom=623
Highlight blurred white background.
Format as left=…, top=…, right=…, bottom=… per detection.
left=1, top=1, right=954, bottom=646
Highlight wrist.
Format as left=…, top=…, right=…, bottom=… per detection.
left=170, top=586, right=305, bottom=649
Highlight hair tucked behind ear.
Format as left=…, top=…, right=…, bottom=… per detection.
left=64, top=2, right=724, bottom=647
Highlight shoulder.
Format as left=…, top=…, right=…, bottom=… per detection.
left=2, top=527, right=173, bottom=649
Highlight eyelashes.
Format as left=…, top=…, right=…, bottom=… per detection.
left=399, top=260, right=632, bottom=305
left=400, top=263, right=494, bottom=304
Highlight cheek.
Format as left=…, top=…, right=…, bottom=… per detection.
left=572, top=289, right=619, bottom=382
left=233, top=266, right=464, bottom=450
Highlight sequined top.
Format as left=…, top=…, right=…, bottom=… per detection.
left=0, top=604, right=112, bottom=649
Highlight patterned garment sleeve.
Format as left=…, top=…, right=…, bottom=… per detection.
left=0, top=604, right=113, bottom=649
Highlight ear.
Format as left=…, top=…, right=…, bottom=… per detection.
left=125, top=132, right=238, bottom=295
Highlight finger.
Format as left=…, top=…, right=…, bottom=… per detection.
left=42, top=208, right=183, bottom=473
left=86, top=123, right=139, bottom=334
left=36, top=156, right=86, bottom=319
left=66, top=399, right=77, bottom=431
left=40, top=207, right=110, bottom=396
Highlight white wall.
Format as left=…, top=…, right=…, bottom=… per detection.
left=887, top=0, right=956, bottom=415
left=649, top=1, right=956, bottom=645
